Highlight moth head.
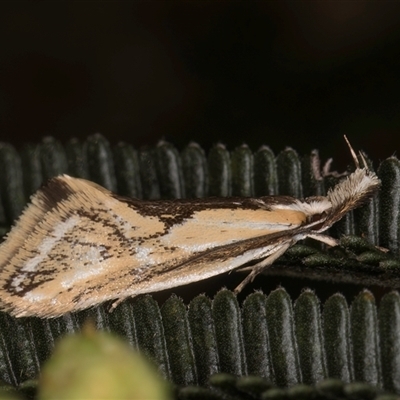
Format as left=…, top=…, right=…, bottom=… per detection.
left=322, top=136, right=381, bottom=228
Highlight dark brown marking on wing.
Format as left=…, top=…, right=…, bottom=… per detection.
left=38, top=177, right=77, bottom=212
left=4, top=271, right=56, bottom=296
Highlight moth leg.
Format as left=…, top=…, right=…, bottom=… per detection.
left=234, top=242, right=292, bottom=294
left=307, top=233, right=339, bottom=247
left=309, top=233, right=389, bottom=253
left=110, top=296, right=130, bottom=312
left=375, top=245, right=389, bottom=253
left=236, top=234, right=340, bottom=277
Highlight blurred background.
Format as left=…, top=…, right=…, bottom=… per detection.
left=1, top=1, right=400, bottom=169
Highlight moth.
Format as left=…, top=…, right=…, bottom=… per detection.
left=0, top=138, right=380, bottom=317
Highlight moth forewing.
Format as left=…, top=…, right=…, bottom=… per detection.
left=0, top=141, right=381, bottom=317
left=0, top=177, right=313, bottom=317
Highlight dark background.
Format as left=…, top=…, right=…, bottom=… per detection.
left=1, top=2, right=400, bottom=169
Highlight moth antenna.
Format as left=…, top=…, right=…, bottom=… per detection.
left=359, top=150, right=369, bottom=169
left=344, top=135, right=360, bottom=169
